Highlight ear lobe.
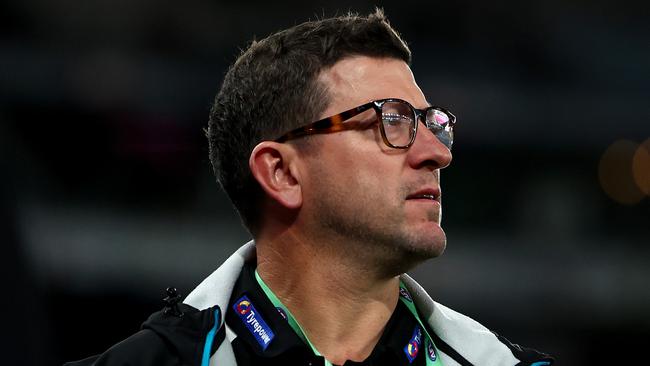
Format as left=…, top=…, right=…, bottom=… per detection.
left=249, top=141, right=303, bottom=209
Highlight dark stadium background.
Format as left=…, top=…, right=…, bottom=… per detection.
left=1, top=1, right=649, bottom=364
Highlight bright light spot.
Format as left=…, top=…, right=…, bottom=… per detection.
left=632, top=138, right=650, bottom=195
left=598, top=140, right=644, bottom=205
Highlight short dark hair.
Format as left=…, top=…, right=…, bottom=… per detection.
left=207, top=9, right=411, bottom=234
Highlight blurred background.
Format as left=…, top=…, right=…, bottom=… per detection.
left=1, top=0, right=649, bottom=364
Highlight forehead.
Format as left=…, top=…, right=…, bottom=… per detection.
left=318, top=56, right=428, bottom=115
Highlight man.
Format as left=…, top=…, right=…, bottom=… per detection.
left=67, top=10, right=553, bottom=366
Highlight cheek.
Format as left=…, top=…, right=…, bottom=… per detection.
left=352, top=161, right=404, bottom=210
left=308, top=134, right=404, bottom=199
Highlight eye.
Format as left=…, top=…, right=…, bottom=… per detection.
left=382, top=113, right=412, bottom=127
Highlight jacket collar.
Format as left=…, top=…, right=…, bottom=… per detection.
left=183, top=241, right=525, bottom=366
left=184, top=240, right=256, bottom=312
left=225, top=261, right=431, bottom=365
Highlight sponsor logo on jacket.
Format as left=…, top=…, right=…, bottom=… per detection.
left=427, top=339, right=437, bottom=361
left=404, top=325, right=422, bottom=363
left=399, top=287, right=413, bottom=302
left=233, top=295, right=275, bottom=350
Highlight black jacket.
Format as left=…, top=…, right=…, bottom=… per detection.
left=66, top=242, right=555, bottom=366
left=65, top=302, right=223, bottom=366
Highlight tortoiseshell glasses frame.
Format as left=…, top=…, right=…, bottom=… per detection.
left=274, top=98, right=456, bottom=150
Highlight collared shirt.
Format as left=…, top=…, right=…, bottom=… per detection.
left=226, top=263, right=435, bottom=366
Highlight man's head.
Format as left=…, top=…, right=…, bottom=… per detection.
left=208, top=10, right=453, bottom=272
left=208, top=9, right=410, bottom=234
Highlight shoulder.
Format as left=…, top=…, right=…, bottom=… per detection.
left=428, top=302, right=554, bottom=366
left=63, top=328, right=175, bottom=366
left=64, top=301, right=225, bottom=366
left=400, top=276, right=554, bottom=366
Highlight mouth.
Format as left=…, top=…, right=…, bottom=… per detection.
left=406, top=188, right=441, bottom=202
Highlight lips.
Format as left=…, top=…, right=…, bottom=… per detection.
left=406, top=188, right=441, bottom=201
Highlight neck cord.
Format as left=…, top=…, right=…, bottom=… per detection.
left=254, top=270, right=443, bottom=365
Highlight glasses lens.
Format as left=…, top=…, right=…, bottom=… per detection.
left=426, top=108, right=454, bottom=149
left=381, top=101, right=415, bottom=147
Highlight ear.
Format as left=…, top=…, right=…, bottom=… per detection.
left=249, top=141, right=303, bottom=209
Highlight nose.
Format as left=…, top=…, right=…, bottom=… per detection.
left=406, top=121, right=452, bottom=170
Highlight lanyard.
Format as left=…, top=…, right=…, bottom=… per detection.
left=254, top=270, right=333, bottom=365
left=254, top=270, right=443, bottom=365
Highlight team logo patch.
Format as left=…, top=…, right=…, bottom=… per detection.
left=403, top=325, right=422, bottom=363
left=399, top=287, right=413, bottom=302
left=233, top=295, right=275, bottom=350
left=427, top=339, right=437, bottom=361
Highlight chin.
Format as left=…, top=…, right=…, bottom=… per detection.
left=412, top=221, right=446, bottom=251
left=406, top=226, right=447, bottom=257
left=409, top=238, right=446, bottom=259
left=383, top=233, right=446, bottom=276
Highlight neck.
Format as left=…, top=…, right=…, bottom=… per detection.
left=256, top=232, right=400, bottom=365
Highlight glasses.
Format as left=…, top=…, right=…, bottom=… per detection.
left=275, top=98, right=456, bottom=149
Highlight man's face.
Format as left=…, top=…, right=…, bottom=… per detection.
left=298, top=56, right=453, bottom=273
